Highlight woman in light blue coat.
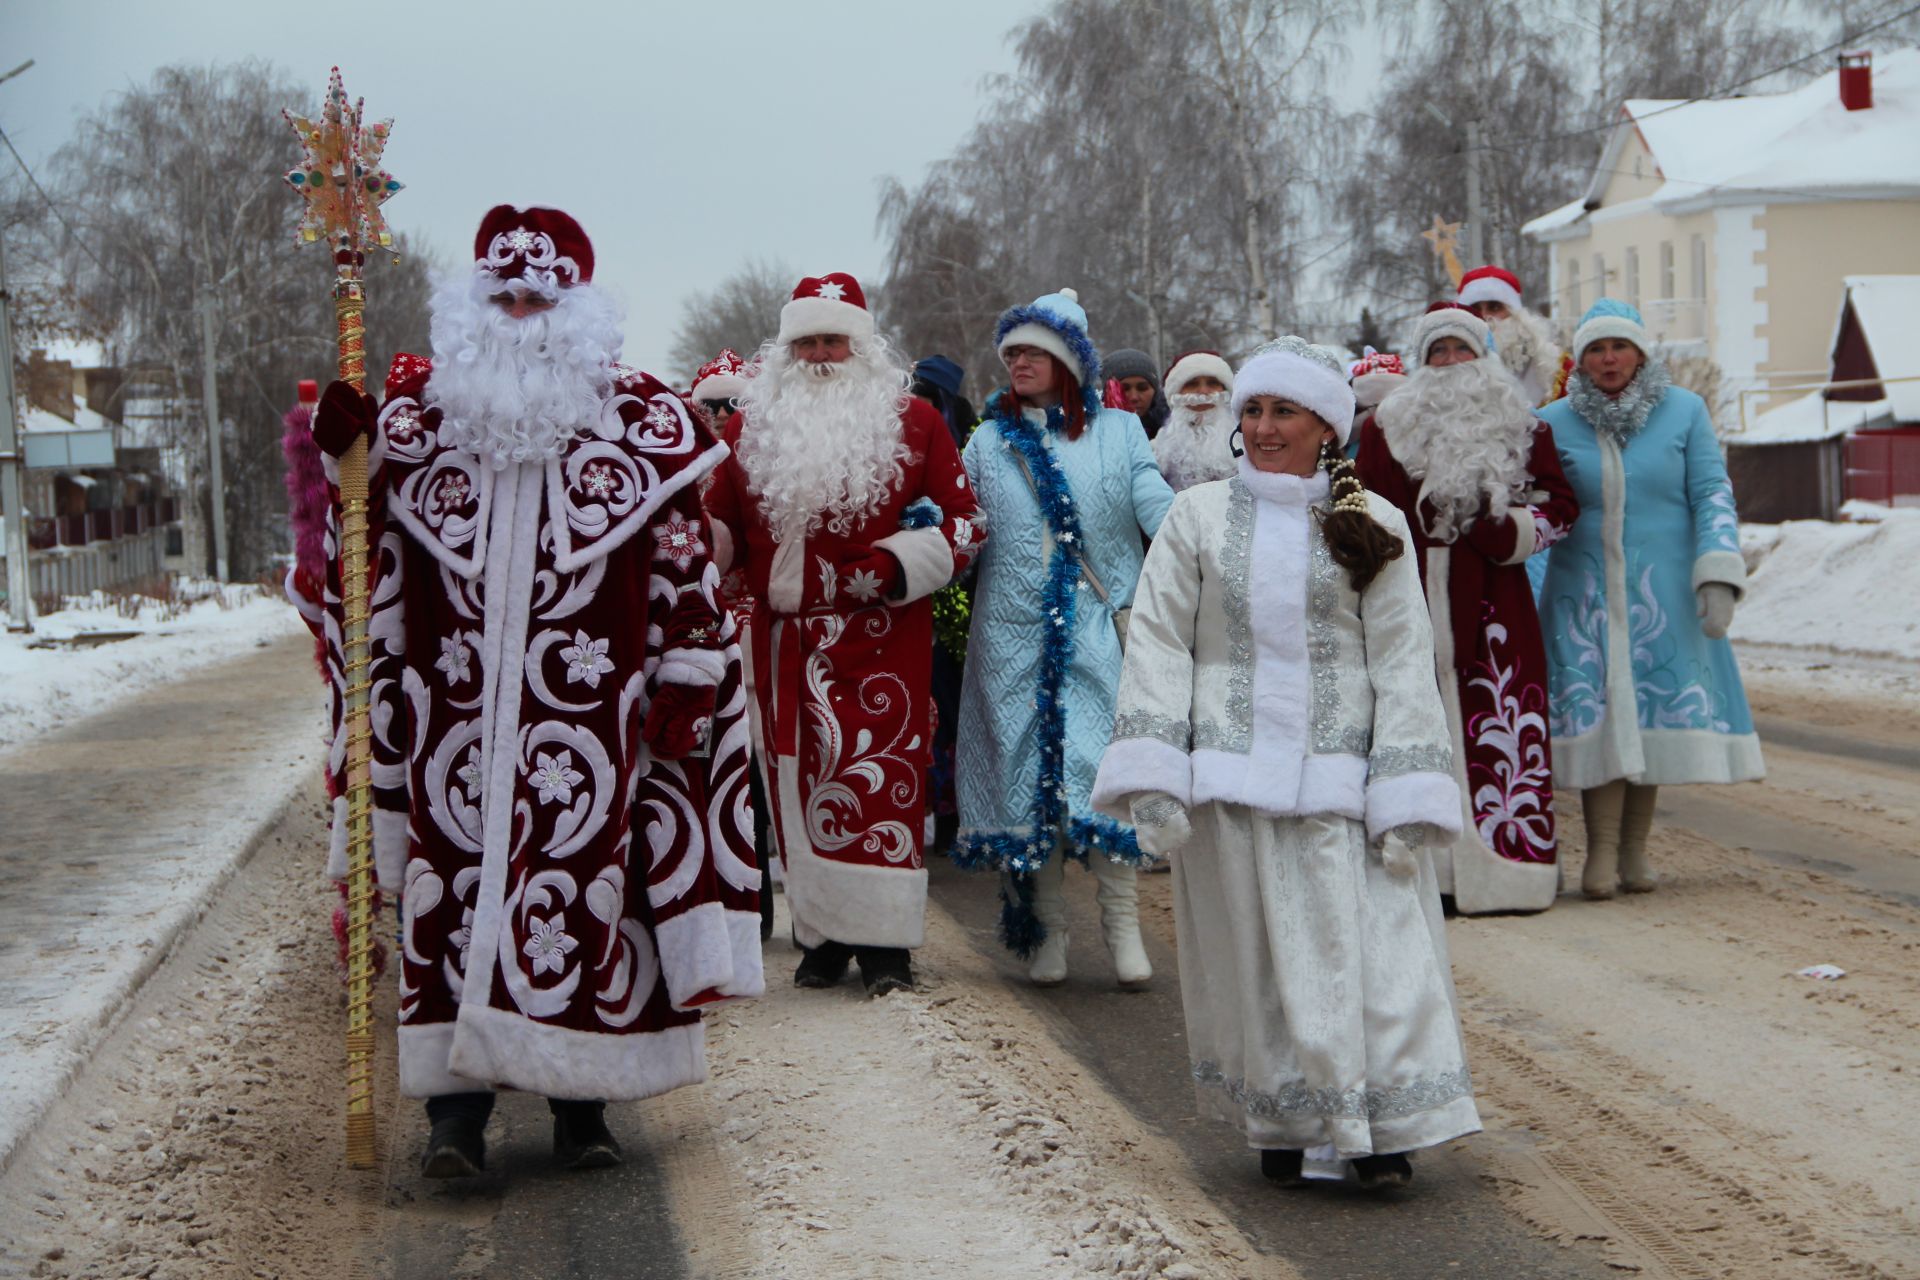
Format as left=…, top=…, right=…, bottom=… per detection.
left=953, top=288, right=1175, bottom=987
left=1537, top=301, right=1763, bottom=899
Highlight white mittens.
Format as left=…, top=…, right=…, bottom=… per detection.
left=1129, top=792, right=1192, bottom=857
left=1378, top=824, right=1438, bottom=879
left=1697, top=582, right=1737, bottom=640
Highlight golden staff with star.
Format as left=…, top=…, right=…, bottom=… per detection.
left=1421, top=215, right=1466, bottom=290
left=282, top=66, right=402, bottom=1170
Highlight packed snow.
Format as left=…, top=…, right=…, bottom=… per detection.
left=0, top=578, right=307, bottom=752
left=1735, top=508, right=1920, bottom=660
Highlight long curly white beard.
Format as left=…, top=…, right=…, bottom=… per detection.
left=1374, top=359, right=1538, bottom=542
left=733, top=337, right=913, bottom=540
left=1152, top=396, right=1238, bottom=491
left=424, top=270, right=623, bottom=469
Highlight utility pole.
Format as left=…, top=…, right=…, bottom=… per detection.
left=0, top=57, right=36, bottom=631
left=196, top=289, right=228, bottom=581
left=1465, top=118, right=1486, bottom=268
left=0, top=229, right=32, bottom=630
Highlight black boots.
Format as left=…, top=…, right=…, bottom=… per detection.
left=551, top=1099, right=622, bottom=1170
left=1260, top=1147, right=1304, bottom=1186
left=1352, top=1152, right=1414, bottom=1189
left=857, top=947, right=914, bottom=998
left=794, top=939, right=855, bottom=988
left=422, top=1092, right=492, bottom=1179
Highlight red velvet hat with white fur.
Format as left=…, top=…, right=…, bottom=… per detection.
left=777, top=272, right=875, bottom=344
left=1456, top=265, right=1523, bottom=312
left=473, top=205, right=594, bottom=289
left=691, top=348, right=750, bottom=402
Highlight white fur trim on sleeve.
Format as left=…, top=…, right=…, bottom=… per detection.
left=656, top=648, right=725, bottom=688
left=1365, top=770, right=1462, bottom=842
left=1691, top=549, right=1747, bottom=599
left=654, top=902, right=750, bottom=1010
left=1499, top=512, right=1538, bottom=565
left=873, top=525, right=956, bottom=605
left=1092, top=737, right=1193, bottom=819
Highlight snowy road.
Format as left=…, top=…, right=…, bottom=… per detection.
left=3, top=643, right=1917, bottom=1278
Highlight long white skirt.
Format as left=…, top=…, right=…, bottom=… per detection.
left=1172, top=805, right=1481, bottom=1157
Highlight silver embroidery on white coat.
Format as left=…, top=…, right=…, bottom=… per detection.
left=1112, top=711, right=1190, bottom=749
left=1370, top=743, right=1453, bottom=779
left=1308, top=519, right=1370, bottom=755
left=1134, top=795, right=1186, bottom=827
left=1196, top=480, right=1255, bottom=754
left=1192, top=1061, right=1473, bottom=1121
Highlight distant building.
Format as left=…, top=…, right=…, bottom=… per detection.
left=1725, top=274, right=1920, bottom=519
left=1524, top=48, right=1920, bottom=424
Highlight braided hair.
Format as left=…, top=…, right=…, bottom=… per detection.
left=1315, top=439, right=1403, bottom=593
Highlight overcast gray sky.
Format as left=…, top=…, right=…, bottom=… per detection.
left=1, top=0, right=1050, bottom=375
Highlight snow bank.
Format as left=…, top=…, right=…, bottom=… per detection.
left=0, top=579, right=306, bottom=752
left=1733, top=510, right=1920, bottom=660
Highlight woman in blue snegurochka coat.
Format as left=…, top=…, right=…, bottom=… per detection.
left=953, top=288, right=1176, bottom=988
left=1537, top=301, right=1764, bottom=899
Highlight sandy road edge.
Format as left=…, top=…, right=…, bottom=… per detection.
left=647, top=896, right=1298, bottom=1280
left=0, top=753, right=323, bottom=1178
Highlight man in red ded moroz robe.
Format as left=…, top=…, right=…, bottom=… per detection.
left=1357, top=305, right=1579, bottom=914
left=298, top=205, right=762, bottom=1179
left=704, top=272, right=982, bottom=996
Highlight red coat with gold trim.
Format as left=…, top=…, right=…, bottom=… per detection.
left=293, top=355, right=762, bottom=1102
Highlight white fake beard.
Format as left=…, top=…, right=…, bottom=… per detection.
left=1487, top=309, right=1556, bottom=378
left=1153, top=394, right=1239, bottom=487
left=733, top=335, right=914, bottom=540
left=423, top=270, right=623, bottom=469
left=1374, top=359, right=1538, bottom=542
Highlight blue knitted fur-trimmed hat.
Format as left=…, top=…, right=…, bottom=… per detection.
left=996, top=288, right=1101, bottom=416
left=1573, top=298, right=1650, bottom=357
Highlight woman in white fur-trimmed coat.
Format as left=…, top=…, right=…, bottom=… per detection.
left=1092, top=338, right=1481, bottom=1190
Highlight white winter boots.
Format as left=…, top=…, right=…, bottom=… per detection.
left=1025, top=855, right=1152, bottom=989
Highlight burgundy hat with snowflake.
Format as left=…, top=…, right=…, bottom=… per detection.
left=691, top=348, right=751, bottom=402
left=1456, top=265, right=1523, bottom=312
left=777, top=272, right=875, bottom=345
left=473, top=204, right=594, bottom=290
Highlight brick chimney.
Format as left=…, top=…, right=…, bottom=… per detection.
left=1839, top=50, right=1873, bottom=112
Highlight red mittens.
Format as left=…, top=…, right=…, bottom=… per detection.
left=313, top=380, right=378, bottom=458
left=642, top=681, right=718, bottom=760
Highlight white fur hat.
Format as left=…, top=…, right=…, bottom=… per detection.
left=1231, top=337, right=1357, bottom=446
left=1163, top=350, right=1234, bottom=395
left=1412, top=306, right=1491, bottom=363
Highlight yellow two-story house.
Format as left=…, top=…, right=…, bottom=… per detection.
left=1524, top=47, right=1920, bottom=423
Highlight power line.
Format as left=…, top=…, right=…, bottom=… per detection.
left=1485, top=0, right=1920, bottom=149
left=0, top=122, right=111, bottom=275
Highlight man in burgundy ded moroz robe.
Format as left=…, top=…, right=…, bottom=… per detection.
left=1357, top=306, right=1579, bottom=914
left=298, top=205, right=761, bottom=1178
left=703, top=272, right=981, bottom=995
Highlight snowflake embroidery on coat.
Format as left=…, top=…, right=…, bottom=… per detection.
left=386, top=406, right=422, bottom=442
left=447, top=906, right=475, bottom=972
left=434, top=473, right=471, bottom=512
left=581, top=462, right=617, bottom=498
left=651, top=513, right=706, bottom=573
left=455, top=746, right=484, bottom=801
left=645, top=401, right=681, bottom=434
left=843, top=567, right=884, bottom=603
left=522, top=917, right=579, bottom=977
left=435, top=634, right=473, bottom=685
left=530, top=750, right=585, bottom=804
left=560, top=632, right=616, bottom=687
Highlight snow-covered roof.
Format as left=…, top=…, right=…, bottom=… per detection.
left=19, top=404, right=124, bottom=435
left=1736, top=391, right=1891, bottom=444
left=1526, top=47, right=1920, bottom=238
left=1844, top=274, right=1920, bottom=422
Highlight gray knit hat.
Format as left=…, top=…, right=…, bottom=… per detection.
left=1103, top=348, right=1159, bottom=386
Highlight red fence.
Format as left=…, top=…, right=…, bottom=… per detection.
left=1846, top=428, right=1920, bottom=507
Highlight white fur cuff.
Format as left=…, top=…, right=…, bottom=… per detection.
left=874, top=525, right=957, bottom=606
left=657, top=648, right=726, bottom=688
left=1500, top=513, right=1538, bottom=566
left=1691, top=549, right=1747, bottom=599
left=1365, top=770, right=1462, bottom=842
left=1092, top=737, right=1193, bottom=819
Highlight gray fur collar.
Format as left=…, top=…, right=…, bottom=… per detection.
left=1568, top=359, right=1671, bottom=444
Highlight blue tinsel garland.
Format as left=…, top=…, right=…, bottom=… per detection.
left=952, top=401, right=1146, bottom=958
